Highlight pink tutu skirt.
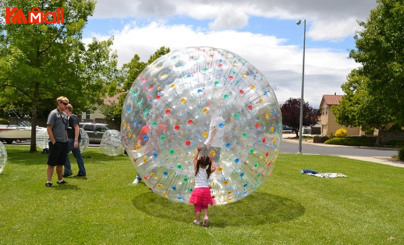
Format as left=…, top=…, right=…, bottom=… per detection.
left=189, top=187, right=214, bottom=206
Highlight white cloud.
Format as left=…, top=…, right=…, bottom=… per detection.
left=208, top=8, right=249, bottom=30
left=86, top=0, right=374, bottom=107
left=307, top=17, right=360, bottom=42
left=93, top=0, right=377, bottom=41
left=88, top=22, right=359, bottom=107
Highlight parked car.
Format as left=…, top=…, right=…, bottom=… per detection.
left=282, top=125, right=294, bottom=133
left=79, top=122, right=110, bottom=143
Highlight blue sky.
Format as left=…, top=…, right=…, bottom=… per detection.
left=82, top=0, right=378, bottom=107
left=84, top=16, right=356, bottom=51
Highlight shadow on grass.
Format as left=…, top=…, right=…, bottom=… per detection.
left=132, top=191, right=304, bottom=227
left=53, top=184, right=80, bottom=190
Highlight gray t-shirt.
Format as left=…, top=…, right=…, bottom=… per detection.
left=47, top=109, right=68, bottom=142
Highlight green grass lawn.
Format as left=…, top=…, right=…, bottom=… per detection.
left=0, top=145, right=403, bottom=244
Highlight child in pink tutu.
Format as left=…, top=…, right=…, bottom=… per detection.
left=189, top=145, right=216, bottom=227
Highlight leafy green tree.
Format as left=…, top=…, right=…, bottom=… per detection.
left=72, top=37, right=120, bottom=112
left=333, top=69, right=393, bottom=141
left=0, top=0, right=119, bottom=152
left=334, top=0, right=403, bottom=144
left=147, top=46, right=171, bottom=64
left=281, top=98, right=319, bottom=137
left=349, top=0, right=404, bottom=123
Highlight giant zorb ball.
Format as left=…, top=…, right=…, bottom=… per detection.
left=79, top=128, right=89, bottom=153
left=36, top=128, right=49, bottom=149
left=121, top=47, right=282, bottom=205
left=100, top=129, right=123, bottom=156
left=37, top=128, right=89, bottom=153
left=0, top=141, right=7, bottom=174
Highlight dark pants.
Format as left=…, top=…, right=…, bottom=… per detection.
left=47, top=141, right=68, bottom=166
left=64, top=139, right=86, bottom=176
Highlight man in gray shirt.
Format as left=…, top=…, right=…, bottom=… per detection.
left=45, top=96, right=70, bottom=187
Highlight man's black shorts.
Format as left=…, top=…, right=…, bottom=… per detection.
left=47, top=141, right=68, bottom=166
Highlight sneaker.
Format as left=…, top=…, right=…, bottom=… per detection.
left=193, top=220, right=200, bottom=225
left=45, top=182, right=52, bottom=187
left=57, top=180, right=68, bottom=184
left=203, top=218, right=209, bottom=227
left=133, top=178, right=141, bottom=184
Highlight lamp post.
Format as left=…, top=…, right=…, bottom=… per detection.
left=296, top=19, right=306, bottom=154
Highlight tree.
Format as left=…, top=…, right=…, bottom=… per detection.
left=332, top=68, right=393, bottom=139
left=334, top=0, right=403, bottom=144
left=0, top=0, right=119, bottom=152
left=349, top=0, right=404, bottom=124
left=147, top=46, right=171, bottom=64
left=281, top=98, right=319, bottom=137
left=101, top=47, right=171, bottom=125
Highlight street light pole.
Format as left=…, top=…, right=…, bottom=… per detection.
left=296, top=19, right=306, bottom=154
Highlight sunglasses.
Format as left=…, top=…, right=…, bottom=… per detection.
left=61, top=101, right=68, bottom=106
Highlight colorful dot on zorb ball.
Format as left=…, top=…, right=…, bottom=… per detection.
left=120, top=47, right=282, bottom=205
left=100, top=130, right=123, bottom=156
left=0, top=142, right=7, bottom=174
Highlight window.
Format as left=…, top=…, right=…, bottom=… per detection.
left=85, top=111, right=91, bottom=120
left=323, top=106, right=328, bottom=115
left=96, top=125, right=108, bottom=132
left=83, top=125, right=94, bottom=131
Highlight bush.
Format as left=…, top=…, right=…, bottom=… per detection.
left=385, top=140, right=404, bottom=147
left=335, top=128, right=347, bottom=137
left=324, top=136, right=374, bottom=146
left=313, top=135, right=330, bottom=143
left=399, top=146, right=404, bottom=161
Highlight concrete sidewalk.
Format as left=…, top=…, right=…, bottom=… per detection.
left=281, top=134, right=404, bottom=168
left=338, top=155, right=404, bottom=168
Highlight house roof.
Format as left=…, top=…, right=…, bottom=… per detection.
left=103, top=93, right=120, bottom=105
left=103, top=87, right=124, bottom=106
left=321, top=95, right=343, bottom=106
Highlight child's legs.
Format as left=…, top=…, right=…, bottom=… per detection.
left=194, top=204, right=202, bottom=221
left=202, top=205, right=209, bottom=218
left=195, top=211, right=201, bottom=221
left=202, top=205, right=210, bottom=226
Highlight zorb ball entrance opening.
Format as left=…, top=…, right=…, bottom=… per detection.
left=121, top=47, right=282, bottom=205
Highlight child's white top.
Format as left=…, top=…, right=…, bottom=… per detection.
left=195, top=166, right=209, bottom=188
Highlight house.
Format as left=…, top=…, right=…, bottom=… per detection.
left=81, top=110, right=106, bottom=122
left=81, top=93, right=121, bottom=123
left=320, top=95, right=361, bottom=136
